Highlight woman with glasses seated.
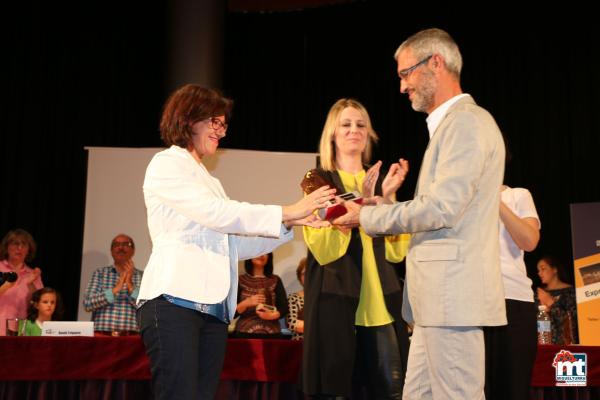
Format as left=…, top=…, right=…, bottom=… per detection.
left=0, top=229, right=43, bottom=336
left=136, top=84, right=335, bottom=400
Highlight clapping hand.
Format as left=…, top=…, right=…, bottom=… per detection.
left=362, top=159, right=409, bottom=204
left=25, top=267, right=42, bottom=285
left=113, top=260, right=135, bottom=294
left=122, top=260, right=135, bottom=292
left=362, top=161, right=382, bottom=198
left=381, top=158, right=409, bottom=202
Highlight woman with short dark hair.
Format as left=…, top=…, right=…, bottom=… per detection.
left=137, top=84, right=335, bottom=400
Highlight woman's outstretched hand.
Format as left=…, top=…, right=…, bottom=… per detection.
left=284, top=213, right=332, bottom=229
left=282, top=186, right=336, bottom=222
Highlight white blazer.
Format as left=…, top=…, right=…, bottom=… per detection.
left=138, top=145, right=293, bottom=320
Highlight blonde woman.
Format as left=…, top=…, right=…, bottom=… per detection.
left=301, top=98, right=410, bottom=399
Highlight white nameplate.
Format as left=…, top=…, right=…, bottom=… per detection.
left=42, top=321, right=94, bottom=337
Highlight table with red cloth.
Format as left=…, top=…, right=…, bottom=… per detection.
left=0, top=337, right=599, bottom=400
left=530, top=344, right=600, bottom=400
left=0, top=336, right=303, bottom=400
left=0, top=336, right=301, bottom=382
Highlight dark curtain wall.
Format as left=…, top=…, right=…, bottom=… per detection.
left=221, top=2, right=600, bottom=284
left=0, top=1, right=598, bottom=319
left=0, top=4, right=166, bottom=319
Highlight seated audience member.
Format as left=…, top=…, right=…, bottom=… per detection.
left=20, top=287, right=64, bottom=336
left=235, top=253, right=288, bottom=336
left=287, top=257, right=306, bottom=340
left=536, top=255, right=579, bottom=344
left=0, top=229, right=43, bottom=336
left=83, top=234, right=143, bottom=335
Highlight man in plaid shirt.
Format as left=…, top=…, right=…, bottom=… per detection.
left=83, top=234, right=143, bottom=335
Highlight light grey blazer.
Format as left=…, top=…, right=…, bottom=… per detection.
left=360, top=95, right=507, bottom=327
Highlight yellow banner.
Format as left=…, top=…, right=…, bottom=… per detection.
left=570, top=202, right=600, bottom=345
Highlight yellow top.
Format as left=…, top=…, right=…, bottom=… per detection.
left=303, top=169, right=410, bottom=326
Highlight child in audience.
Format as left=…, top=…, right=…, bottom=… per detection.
left=20, top=287, right=63, bottom=336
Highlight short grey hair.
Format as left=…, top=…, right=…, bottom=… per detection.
left=394, top=28, right=463, bottom=79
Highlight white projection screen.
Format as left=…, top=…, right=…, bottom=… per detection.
left=78, top=147, right=317, bottom=320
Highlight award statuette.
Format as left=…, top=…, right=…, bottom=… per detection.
left=300, top=169, right=338, bottom=195
left=300, top=169, right=362, bottom=220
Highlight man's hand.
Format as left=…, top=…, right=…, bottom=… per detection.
left=113, top=274, right=127, bottom=295
left=122, top=260, right=135, bottom=292
left=113, top=261, right=134, bottom=295
left=331, top=200, right=362, bottom=229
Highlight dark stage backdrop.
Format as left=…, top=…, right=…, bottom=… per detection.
left=221, top=2, right=600, bottom=288
left=0, top=4, right=167, bottom=319
left=1, top=1, right=598, bottom=320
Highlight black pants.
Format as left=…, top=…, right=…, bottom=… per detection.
left=484, top=299, right=537, bottom=400
left=354, top=323, right=403, bottom=400
left=137, top=297, right=228, bottom=400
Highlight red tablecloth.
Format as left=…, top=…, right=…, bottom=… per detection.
left=0, top=336, right=598, bottom=388
left=0, top=336, right=302, bottom=382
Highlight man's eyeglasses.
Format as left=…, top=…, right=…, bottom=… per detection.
left=112, top=241, right=134, bottom=248
left=208, top=117, right=228, bottom=132
left=398, top=55, right=432, bottom=80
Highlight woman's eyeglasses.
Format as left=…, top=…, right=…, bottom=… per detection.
left=208, top=117, right=228, bottom=132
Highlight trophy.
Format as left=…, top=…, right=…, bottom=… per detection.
left=301, top=169, right=362, bottom=220
left=300, top=169, right=339, bottom=194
